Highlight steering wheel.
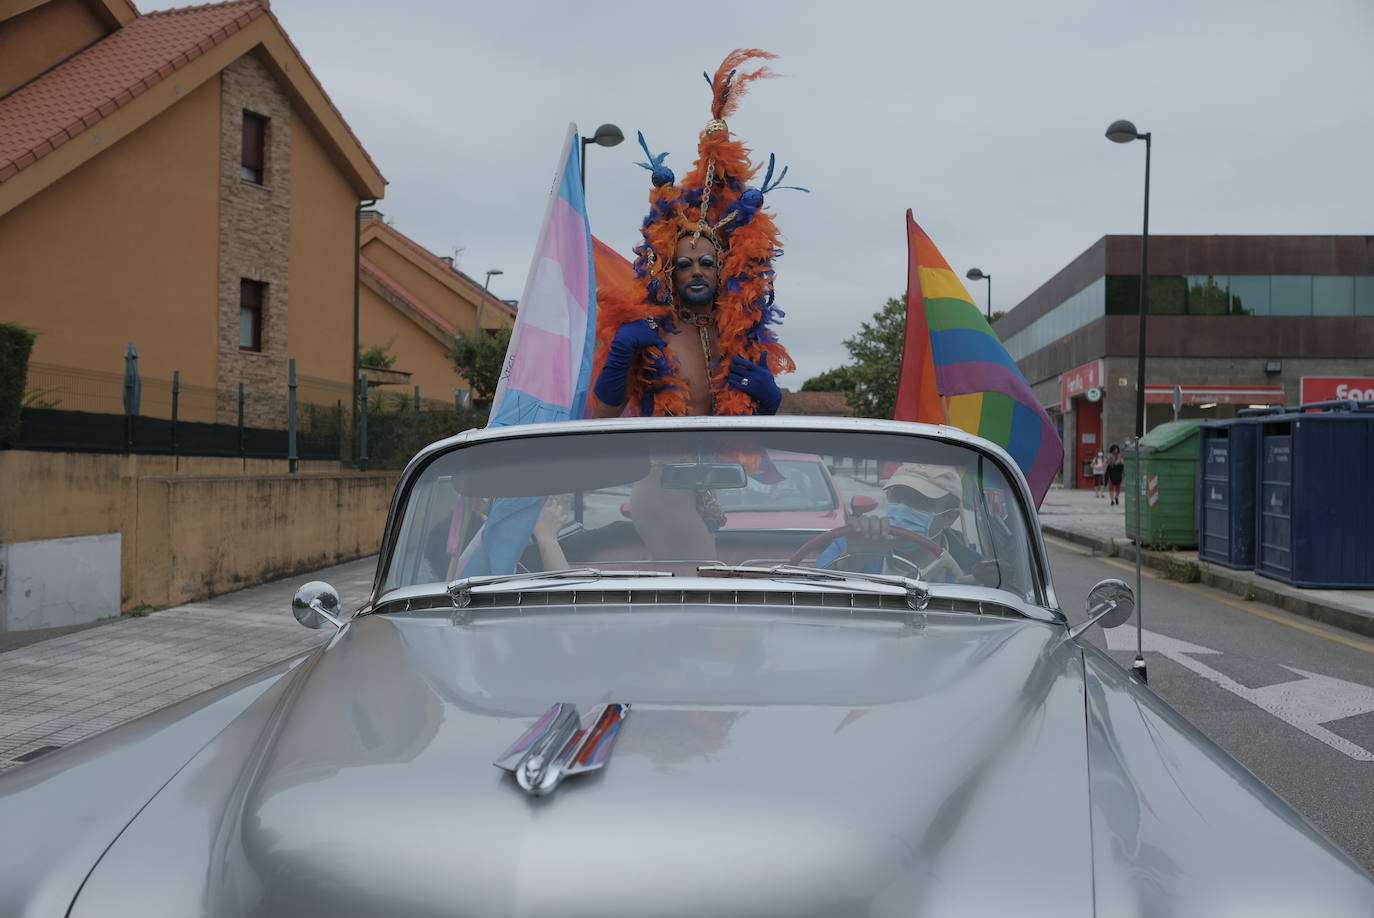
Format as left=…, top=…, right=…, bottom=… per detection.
left=788, top=524, right=946, bottom=570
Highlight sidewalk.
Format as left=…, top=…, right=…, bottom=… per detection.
left=0, top=555, right=376, bottom=769
left=1038, top=486, right=1374, bottom=639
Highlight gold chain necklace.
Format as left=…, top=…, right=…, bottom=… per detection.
left=675, top=308, right=718, bottom=414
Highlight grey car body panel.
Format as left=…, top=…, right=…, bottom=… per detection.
left=0, top=653, right=309, bottom=918
left=70, top=609, right=1097, bottom=917
left=1081, top=642, right=1374, bottom=916
left=4, top=418, right=1373, bottom=915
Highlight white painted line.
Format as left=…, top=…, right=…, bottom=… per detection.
left=1104, top=626, right=1374, bottom=762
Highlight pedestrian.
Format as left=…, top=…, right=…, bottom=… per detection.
left=1106, top=444, right=1125, bottom=506
left=1091, top=450, right=1107, bottom=498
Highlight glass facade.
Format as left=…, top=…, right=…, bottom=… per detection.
left=1357, top=276, right=1374, bottom=316
left=1313, top=276, right=1355, bottom=316
left=1103, top=274, right=1370, bottom=318
left=1003, top=277, right=1104, bottom=361
left=1229, top=275, right=1270, bottom=315
left=1004, top=273, right=1373, bottom=364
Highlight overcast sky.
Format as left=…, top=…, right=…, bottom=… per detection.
left=154, top=0, right=1374, bottom=386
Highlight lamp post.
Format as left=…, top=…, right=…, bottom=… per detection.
left=580, top=123, right=624, bottom=191
left=965, top=268, right=992, bottom=319
left=1106, top=118, right=1151, bottom=684
left=475, top=268, right=503, bottom=333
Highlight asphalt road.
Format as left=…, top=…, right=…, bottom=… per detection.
left=1048, top=537, right=1374, bottom=873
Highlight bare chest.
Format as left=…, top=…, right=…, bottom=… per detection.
left=664, top=326, right=716, bottom=415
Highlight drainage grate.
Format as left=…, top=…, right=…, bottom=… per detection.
left=10, top=744, right=61, bottom=763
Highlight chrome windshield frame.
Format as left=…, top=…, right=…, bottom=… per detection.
left=369, top=415, right=1062, bottom=618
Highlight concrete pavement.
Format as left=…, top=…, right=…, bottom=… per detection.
left=1, top=555, right=375, bottom=769
left=3, top=487, right=1372, bottom=769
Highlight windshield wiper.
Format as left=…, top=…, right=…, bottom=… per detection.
left=696, top=563, right=930, bottom=611
left=446, top=568, right=673, bottom=608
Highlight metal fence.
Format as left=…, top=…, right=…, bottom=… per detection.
left=17, top=361, right=485, bottom=469
left=353, top=373, right=487, bottom=469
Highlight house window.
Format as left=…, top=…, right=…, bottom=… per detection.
left=240, top=279, right=265, bottom=351
left=241, top=111, right=267, bottom=183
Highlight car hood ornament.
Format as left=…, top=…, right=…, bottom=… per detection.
left=494, top=702, right=630, bottom=797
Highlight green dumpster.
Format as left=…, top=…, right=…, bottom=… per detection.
left=1124, top=419, right=1201, bottom=548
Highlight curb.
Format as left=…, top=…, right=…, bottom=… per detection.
left=1041, top=523, right=1374, bottom=641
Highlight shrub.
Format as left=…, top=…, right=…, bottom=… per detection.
left=0, top=323, right=38, bottom=448
left=361, top=401, right=489, bottom=469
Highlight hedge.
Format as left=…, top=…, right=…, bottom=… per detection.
left=0, top=322, right=37, bottom=448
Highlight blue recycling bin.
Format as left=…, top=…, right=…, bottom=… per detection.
left=1197, top=418, right=1261, bottom=570
left=1255, top=407, right=1374, bottom=588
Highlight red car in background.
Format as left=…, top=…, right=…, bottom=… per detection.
left=716, top=450, right=847, bottom=533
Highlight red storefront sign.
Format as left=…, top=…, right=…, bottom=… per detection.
left=1143, top=385, right=1284, bottom=405
left=1061, top=359, right=1104, bottom=411
left=1300, top=377, right=1374, bottom=403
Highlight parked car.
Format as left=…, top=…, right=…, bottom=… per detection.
left=2, top=415, right=1372, bottom=917
left=714, top=448, right=848, bottom=532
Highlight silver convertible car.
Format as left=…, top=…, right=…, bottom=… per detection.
left=3, top=416, right=1373, bottom=917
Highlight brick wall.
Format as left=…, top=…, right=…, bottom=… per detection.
left=216, top=53, right=292, bottom=427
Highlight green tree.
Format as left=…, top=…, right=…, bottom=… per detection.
left=447, top=327, right=512, bottom=404
left=839, top=295, right=908, bottom=418
left=800, top=365, right=860, bottom=394
left=358, top=335, right=398, bottom=369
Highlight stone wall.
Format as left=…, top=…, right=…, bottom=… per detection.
left=216, top=52, right=292, bottom=427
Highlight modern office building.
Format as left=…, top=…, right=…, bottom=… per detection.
left=993, top=235, right=1374, bottom=488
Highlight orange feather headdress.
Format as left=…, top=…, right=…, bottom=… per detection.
left=593, top=49, right=806, bottom=416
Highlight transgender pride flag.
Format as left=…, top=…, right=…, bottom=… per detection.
left=457, top=126, right=596, bottom=577
left=487, top=124, right=597, bottom=425
left=895, top=210, right=1063, bottom=507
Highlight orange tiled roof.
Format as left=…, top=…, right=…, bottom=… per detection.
left=360, top=254, right=458, bottom=337
left=363, top=216, right=517, bottom=318
left=0, top=1, right=264, bottom=182
left=0, top=1, right=384, bottom=189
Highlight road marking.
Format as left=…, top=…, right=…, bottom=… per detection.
left=1171, top=581, right=1374, bottom=656
left=1104, top=627, right=1374, bottom=761
left=1043, top=536, right=1374, bottom=656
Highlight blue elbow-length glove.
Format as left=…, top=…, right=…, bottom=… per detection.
left=727, top=352, right=782, bottom=415
left=594, top=319, right=666, bottom=407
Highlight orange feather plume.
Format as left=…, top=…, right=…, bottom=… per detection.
left=709, top=49, right=778, bottom=122
left=591, top=49, right=794, bottom=418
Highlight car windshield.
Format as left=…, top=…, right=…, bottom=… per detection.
left=380, top=428, right=1042, bottom=604
left=714, top=456, right=837, bottom=513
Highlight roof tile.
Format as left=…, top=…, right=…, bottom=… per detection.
left=0, top=1, right=266, bottom=181
left=362, top=217, right=517, bottom=316
left=360, top=256, right=458, bottom=337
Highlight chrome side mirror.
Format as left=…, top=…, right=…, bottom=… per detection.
left=1067, top=578, right=1135, bottom=640
left=292, top=581, right=346, bottom=630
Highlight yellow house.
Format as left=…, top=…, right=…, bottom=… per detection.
left=358, top=213, right=515, bottom=404
left=0, top=0, right=386, bottom=426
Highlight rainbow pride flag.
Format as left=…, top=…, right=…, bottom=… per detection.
left=895, top=210, right=1063, bottom=506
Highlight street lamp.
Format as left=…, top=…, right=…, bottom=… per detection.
left=966, top=267, right=992, bottom=320
left=475, top=268, right=503, bottom=333
left=1106, top=118, right=1152, bottom=685
left=580, top=123, right=624, bottom=190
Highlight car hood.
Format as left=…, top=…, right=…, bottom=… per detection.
left=73, top=607, right=1096, bottom=917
